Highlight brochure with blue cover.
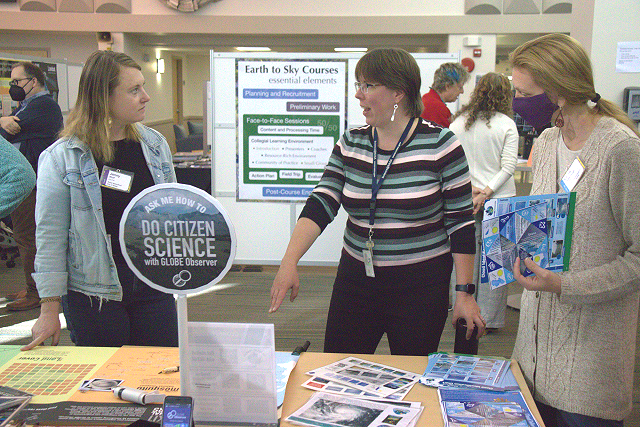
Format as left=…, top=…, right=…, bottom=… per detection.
left=438, top=387, right=541, bottom=427
left=481, top=192, right=576, bottom=288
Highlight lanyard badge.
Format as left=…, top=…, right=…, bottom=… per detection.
left=100, top=165, right=134, bottom=193
left=364, top=118, right=415, bottom=277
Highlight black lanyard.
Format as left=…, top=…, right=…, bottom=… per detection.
left=369, top=118, right=415, bottom=227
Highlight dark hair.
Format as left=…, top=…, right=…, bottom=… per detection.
left=12, top=61, right=46, bottom=86
left=61, top=50, right=142, bottom=162
left=355, top=48, right=424, bottom=118
left=453, top=72, right=513, bottom=131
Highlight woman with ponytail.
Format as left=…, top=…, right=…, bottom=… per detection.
left=510, top=33, right=640, bottom=427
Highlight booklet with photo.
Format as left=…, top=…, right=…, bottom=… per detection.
left=438, top=387, right=540, bottom=427
left=286, top=392, right=422, bottom=427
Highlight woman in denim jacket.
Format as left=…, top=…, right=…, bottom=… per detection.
left=24, top=50, right=179, bottom=349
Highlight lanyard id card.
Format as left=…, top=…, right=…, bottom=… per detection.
left=100, top=166, right=134, bottom=193
left=559, top=156, right=585, bottom=193
left=365, top=118, right=415, bottom=278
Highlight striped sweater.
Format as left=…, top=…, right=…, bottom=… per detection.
left=301, top=118, right=476, bottom=267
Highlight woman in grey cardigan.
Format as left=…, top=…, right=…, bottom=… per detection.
left=510, top=34, right=640, bottom=427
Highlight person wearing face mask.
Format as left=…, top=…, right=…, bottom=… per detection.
left=0, top=61, right=63, bottom=311
left=510, top=34, right=640, bottom=427
left=269, top=48, right=485, bottom=356
left=22, top=50, right=178, bottom=350
left=420, top=62, right=470, bottom=128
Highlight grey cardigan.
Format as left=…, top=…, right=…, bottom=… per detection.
left=513, top=116, right=640, bottom=420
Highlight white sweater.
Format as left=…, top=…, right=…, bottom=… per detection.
left=450, top=111, right=518, bottom=198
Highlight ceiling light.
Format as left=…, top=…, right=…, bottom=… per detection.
left=235, top=47, right=271, bottom=52
left=334, top=47, right=368, bottom=52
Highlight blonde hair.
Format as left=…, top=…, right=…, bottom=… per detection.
left=355, top=48, right=424, bottom=118
left=510, top=33, right=640, bottom=138
left=453, top=72, right=513, bottom=131
left=61, top=50, right=142, bottom=162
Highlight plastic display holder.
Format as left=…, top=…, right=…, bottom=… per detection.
left=119, top=183, right=237, bottom=396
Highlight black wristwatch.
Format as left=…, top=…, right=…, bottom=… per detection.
left=456, top=283, right=476, bottom=295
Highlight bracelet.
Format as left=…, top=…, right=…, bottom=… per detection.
left=40, top=296, right=62, bottom=304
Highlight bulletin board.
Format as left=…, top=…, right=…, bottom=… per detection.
left=0, top=51, right=83, bottom=116
left=208, top=51, right=459, bottom=265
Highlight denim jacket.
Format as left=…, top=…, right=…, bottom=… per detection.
left=34, top=124, right=176, bottom=301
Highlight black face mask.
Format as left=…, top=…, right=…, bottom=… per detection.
left=9, top=80, right=33, bottom=102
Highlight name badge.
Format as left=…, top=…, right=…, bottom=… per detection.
left=363, top=249, right=375, bottom=278
left=100, top=166, right=134, bottom=193
left=559, top=156, right=585, bottom=193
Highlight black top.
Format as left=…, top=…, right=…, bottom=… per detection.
left=95, top=138, right=154, bottom=266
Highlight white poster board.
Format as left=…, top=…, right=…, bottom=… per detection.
left=0, top=51, right=82, bottom=115
left=237, top=59, right=347, bottom=201
left=209, top=51, right=459, bottom=265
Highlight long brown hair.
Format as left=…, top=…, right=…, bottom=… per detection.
left=510, top=33, right=640, bottom=138
left=61, top=50, right=142, bottom=162
left=453, top=72, right=513, bottom=131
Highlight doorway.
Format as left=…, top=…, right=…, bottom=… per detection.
left=172, top=56, right=183, bottom=124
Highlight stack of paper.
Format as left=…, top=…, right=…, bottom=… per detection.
left=420, top=353, right=518, bottom=392
left=286, top=357, right=424, bottom=427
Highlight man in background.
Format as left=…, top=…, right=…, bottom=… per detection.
left=0, top=61, right=63, bottom=311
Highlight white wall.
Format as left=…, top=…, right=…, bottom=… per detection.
left=447, top=34, right=497, bottom=107
left=590, top=0, right=640, bottom=130
left=0, top=31, right=96, bottom=63
left=120, top=34, right=178, bottom=125
left=182, top=54, right=209, bottom=118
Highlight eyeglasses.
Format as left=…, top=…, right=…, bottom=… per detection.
left=354, top=82, right=380, bottom=94
left=9, top=77, right=32, bottom=87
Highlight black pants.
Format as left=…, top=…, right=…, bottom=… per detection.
left=63, top=265, right=179, bottom=347
left=324, top=251, right=452, bottom=356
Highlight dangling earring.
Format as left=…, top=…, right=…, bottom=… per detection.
left=391, top=104, right=398, bottom=122
left=555, top=107, right=564, bottom=128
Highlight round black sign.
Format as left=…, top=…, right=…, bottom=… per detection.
left=119, top=183, right=236, bottom=295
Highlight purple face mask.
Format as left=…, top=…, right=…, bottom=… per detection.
left=512, top=92, right=558, bottom=132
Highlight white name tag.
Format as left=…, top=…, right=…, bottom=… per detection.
left=100, top=166, right=134, bottom=193
left=363, top=248, right=375, bottom=278
left=559, top=156, right=585, bottom=193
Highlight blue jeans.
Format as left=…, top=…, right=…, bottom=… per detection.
left=536, top=400, right=624, bottom=427
left=62, top=266, right=178, bottom=347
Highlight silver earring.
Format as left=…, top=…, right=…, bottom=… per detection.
left=391, top=104, right=398, bottom=122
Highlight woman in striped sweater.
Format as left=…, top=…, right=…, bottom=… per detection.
left=269, top=48, right=486, bottom=355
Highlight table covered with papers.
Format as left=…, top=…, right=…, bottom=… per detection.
left=280, top=352, right=545, bottom=427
